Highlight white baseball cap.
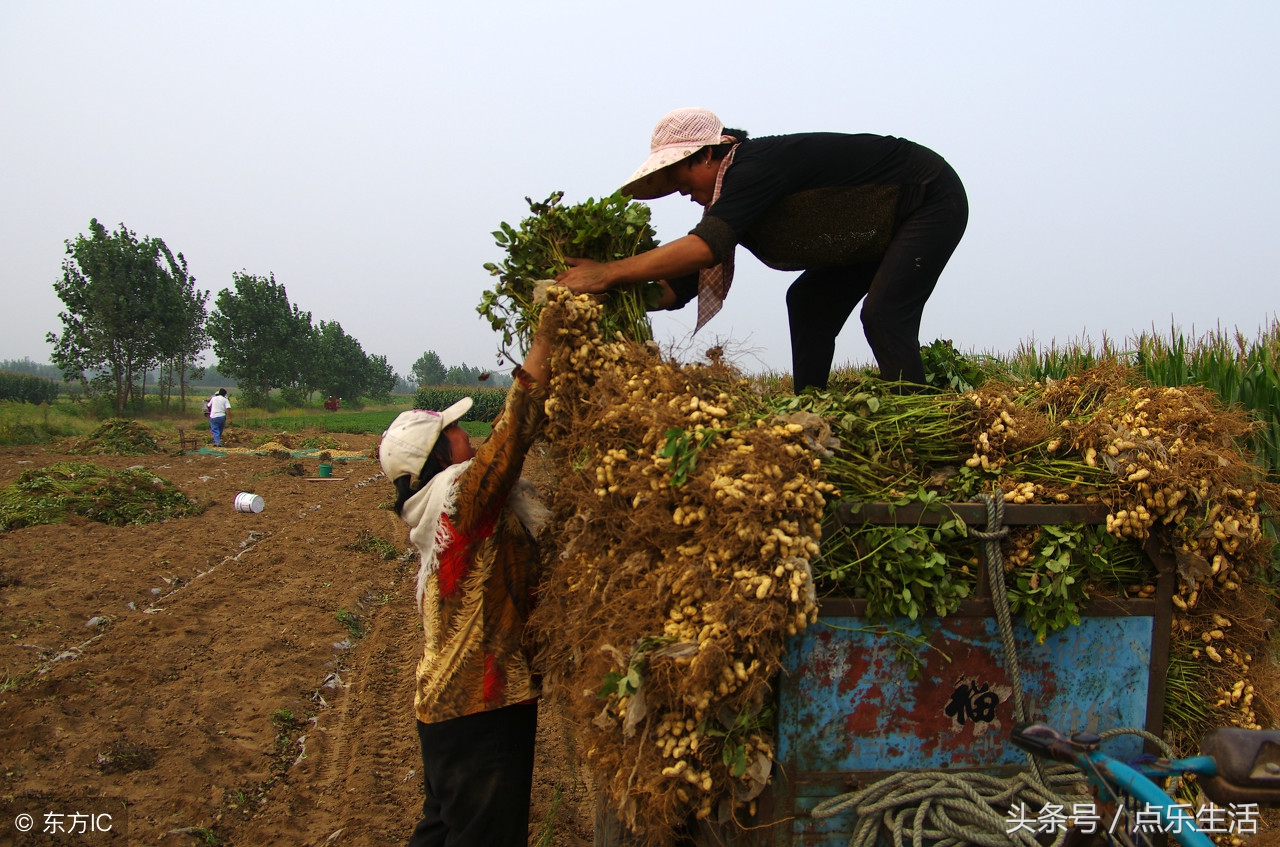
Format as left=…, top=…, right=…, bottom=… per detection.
left=378, top=397, right=473, bottom=487
left=620, top=107, right=728, bottom=200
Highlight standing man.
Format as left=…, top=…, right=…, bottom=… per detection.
left=207, top=388, right=230, bottom=447
left=379, top=305, right=559, bottom=846
left=557, top=107, right=969, bottom=391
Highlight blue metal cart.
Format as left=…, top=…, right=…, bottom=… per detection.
left=746, top=501, right=1175, bottom=846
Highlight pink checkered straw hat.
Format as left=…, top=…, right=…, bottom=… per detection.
left=621, top=107, right=733, bottom=200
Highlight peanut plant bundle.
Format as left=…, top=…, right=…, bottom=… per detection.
left=477, top=191, right=664, bottom=364
left=787, top=363, right=1277, bottom=747
left=530, top=288, right=836, bottom=844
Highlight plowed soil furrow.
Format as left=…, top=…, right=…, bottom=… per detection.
left=1, top=436, right=594, bottom=846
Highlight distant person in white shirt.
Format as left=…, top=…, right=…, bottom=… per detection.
left=207, top=388, right=231, bottom=446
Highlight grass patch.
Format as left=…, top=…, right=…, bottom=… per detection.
left=347, top=530, right=400, bottom=561
left=267, top=707, right=310, bottom=777
left=240, top=407, right=412, bottom=435
left=164, top=824, right=224, bottom=845
left=269, top=708, right=297, bottom=729
left=1132, top=321, right=1280, bottom=477
left=0, top=462, right=204, bottom=531
left=533, top=786, right=563, bottom=847
left=335, top=609, right=365, bottom=639
left=0, top=400, right=98, bottom=445
left=0, top=668, right=35, bottom=693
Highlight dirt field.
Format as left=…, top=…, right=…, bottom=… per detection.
left=0, top=430, right=595, bottom=846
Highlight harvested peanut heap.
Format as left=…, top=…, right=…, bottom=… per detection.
left=529, top=288, right=835, bottom=844
left=814, top=363, right=1276, bottom=738
left=981, top=370, right=1274, bottom=733
left=976, top=369, right=1269, bottom=598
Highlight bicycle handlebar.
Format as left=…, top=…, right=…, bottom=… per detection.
left=1013, top=722, right=1280, bottom=807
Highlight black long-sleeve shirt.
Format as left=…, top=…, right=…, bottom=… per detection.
left=667, top=132, right=948, bottom=308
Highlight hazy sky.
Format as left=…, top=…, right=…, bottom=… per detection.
left=3, top=2, right=1277, bottom=380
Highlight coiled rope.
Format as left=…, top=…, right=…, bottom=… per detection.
left=808, top=765, right=1092, bottom=847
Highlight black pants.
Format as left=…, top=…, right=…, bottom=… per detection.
left=407, top=702, right=537, bottom=847
left=786, top=152, right=969, bottom=391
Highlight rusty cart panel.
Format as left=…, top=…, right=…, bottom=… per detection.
left=769, top=610, right=1155, bottom=845
left=778, top=611, right=1155, bottom=772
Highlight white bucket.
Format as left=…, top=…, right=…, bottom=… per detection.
left=234, top=492, right=264, bottom=514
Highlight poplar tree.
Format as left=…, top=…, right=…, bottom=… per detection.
left=48, top=219, right=199, bottom=416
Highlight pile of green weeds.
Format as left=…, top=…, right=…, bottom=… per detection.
left=0, top=461, right=203, bottom=531
left=68, top=419, right=162, bottom=456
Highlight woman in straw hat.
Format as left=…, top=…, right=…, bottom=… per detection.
left=556, top=107, right=968, bottom=391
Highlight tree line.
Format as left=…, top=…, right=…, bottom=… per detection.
left=0, top=371, right=60, bottom=404
left=45, top=219, right=400, bottom=413
left=409, top=351, right=512, bottom=388
left=207, top=271, right=396, bottom=409
left=0, top=358, right=65, bottom=381
left=0, top=354, right=418, bottom=394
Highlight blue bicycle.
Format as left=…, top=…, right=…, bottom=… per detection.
left=1010, top=722, right=1280, bottom=847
